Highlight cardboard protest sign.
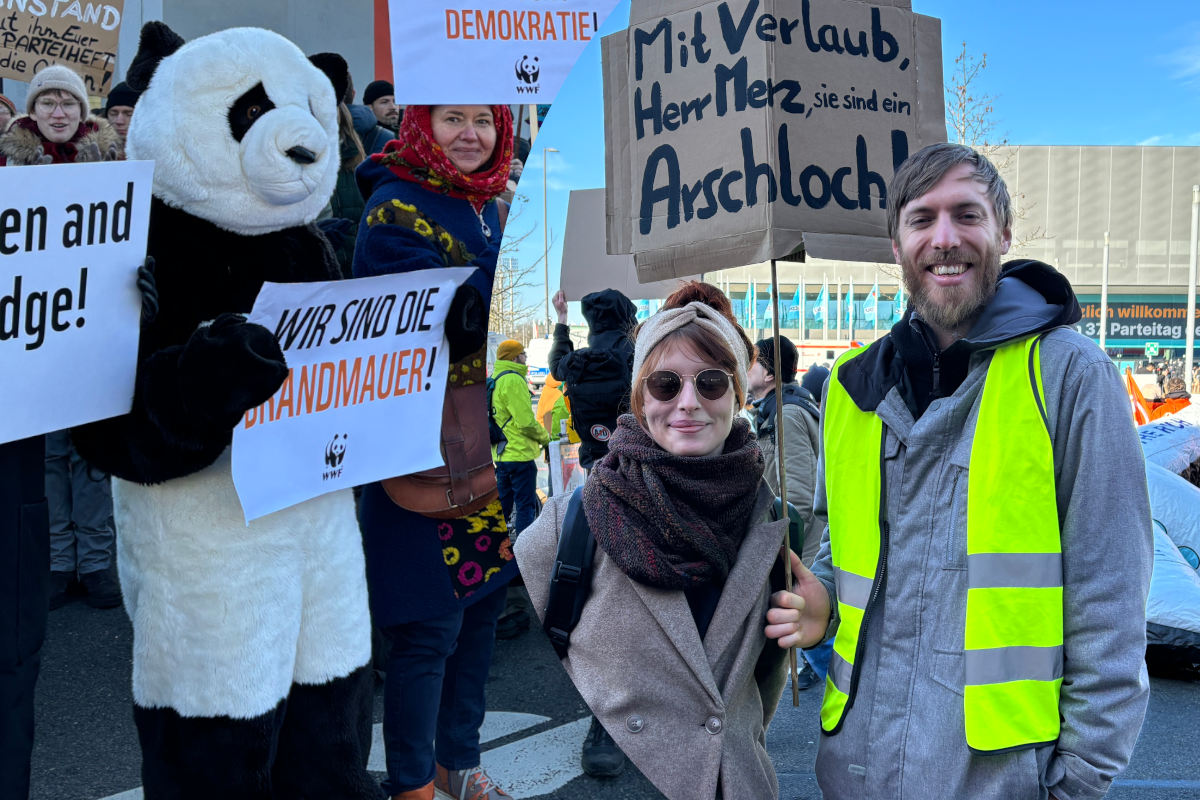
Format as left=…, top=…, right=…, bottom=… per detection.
left=0, top=0, right=124, bottom=96
left=387, top=0, right=622, bottom=103
left=603, top=0, right=945, bottom=281
left=231, top=268, right=474, bottom=522
left=0, top=159, right=151, bottom=444
left=560, top=188, right=699, bottom=300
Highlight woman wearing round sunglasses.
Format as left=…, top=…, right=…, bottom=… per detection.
left=515, top=283, right=792, bottom=799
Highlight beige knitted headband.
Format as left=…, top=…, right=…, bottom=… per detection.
left=631, top=301, right=750, bottom=401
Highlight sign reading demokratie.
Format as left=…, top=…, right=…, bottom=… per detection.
left=0, top=0, right=124, bottom=96
left=231, top=268, right=473, bottom=522
left=604, top=0, right=945, bottom=280
left=0, top=160, right=152, bottom=444
left=387, top=0, right=621, bottom=103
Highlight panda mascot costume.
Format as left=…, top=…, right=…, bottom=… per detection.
left=72, top=23, right=381, bottom=799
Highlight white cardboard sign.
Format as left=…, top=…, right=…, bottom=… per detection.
left=0, top=160, right=152, bottom=444
left=387, top=0, right=622, bottom=103
left=603, top=0, right=945, bottom=281
left=231, top=268, right=473, bottom=521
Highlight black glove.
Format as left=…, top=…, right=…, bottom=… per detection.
left=316, top=217, right=353, bottom=253
left=178, top=313, right=289, bottom=427
left=445, top=283, right=487, bottom=364
left=137, top=257, right=159, bottom=324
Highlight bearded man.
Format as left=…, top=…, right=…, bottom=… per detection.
left=767, top=143, right=1152, bottom=800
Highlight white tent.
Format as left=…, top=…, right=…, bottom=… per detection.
left=1147, top=522, right=1200, bottom=659
left=1139, top=405, right=1200, bottom=474
left=1146, top=461, right=1200, bottom=557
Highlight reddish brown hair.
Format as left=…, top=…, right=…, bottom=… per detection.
left=629, top=282, right=754, bottom=422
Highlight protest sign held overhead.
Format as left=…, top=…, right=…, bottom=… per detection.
left=387, top=0, right=622, bottom=103
left=0, top=160, right=151, bottom=444
left=231, top=267, right=474, bottom=522
left=603, top=0, right=945, bottom=281
left=0, top=0, right=124, bottom=95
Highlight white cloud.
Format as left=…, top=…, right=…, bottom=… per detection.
left=1138, top=135, right=1165, bottom=146
left=1164, top=27, right=1200, bottom=85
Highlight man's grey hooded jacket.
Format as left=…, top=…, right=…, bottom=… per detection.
left=810, top=260, right=1152, bottom=800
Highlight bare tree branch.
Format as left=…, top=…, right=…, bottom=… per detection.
left=490, top=194, right=559, bottom=338
left=945, top=42, right=1051, bottom=256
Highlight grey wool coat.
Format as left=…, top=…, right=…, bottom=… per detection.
left=515, top=481, right=791, bottom=800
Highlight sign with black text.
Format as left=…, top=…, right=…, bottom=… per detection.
left=388, top=0, right=621, bottom=103
left=0, top=0, right=124, bottom=96
left=603, top=0, right=944, bottom=281
left=231, top=268, right=473, bottom=522
left=0, top=160, right=151, bottom=444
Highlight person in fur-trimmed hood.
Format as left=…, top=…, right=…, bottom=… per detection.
left=0, top=65, right=119, bottom=166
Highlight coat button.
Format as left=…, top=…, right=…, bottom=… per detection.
left=626, top=715, right=644, bottom=733
left=705, top=716, right=723, bottom=735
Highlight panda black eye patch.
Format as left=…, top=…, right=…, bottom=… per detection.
left=227, top=83, right=276, bottom=142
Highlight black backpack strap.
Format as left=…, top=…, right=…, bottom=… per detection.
left=543, top=486, right=596, bottom=659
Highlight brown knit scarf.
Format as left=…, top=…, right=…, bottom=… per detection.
left=583, top=414, right=765, bottom=590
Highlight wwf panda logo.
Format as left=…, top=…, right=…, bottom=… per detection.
left=590, top=424, right=611, bottom=442
left=325, top=433, right=347, bottom=468
left=515, top=55, right=540, bottom=85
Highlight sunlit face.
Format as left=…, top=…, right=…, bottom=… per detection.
left=430, top=105, right=496, bottom=175
left=107, top=105, right=134, bottom=139
left=370, top=95, right=399, bottom=126
left=0, top=104, right=13, bottom=132
left=893, top=162, right=1011, bottom=332
left=746, top=360, right=772, bottom=401
left=31, top=90, right=82, bottom=144
left=640, top=339, right=737, bottom=459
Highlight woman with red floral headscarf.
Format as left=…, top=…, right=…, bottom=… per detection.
left=354, top=105, right=516, bottom=800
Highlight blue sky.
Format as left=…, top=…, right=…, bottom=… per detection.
left=507, top=0, right=1200, bottom=326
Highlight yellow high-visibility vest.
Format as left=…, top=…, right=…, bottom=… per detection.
left=821, top=335, right=1063, bottom=753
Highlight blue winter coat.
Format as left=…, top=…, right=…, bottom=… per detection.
left=353, top=158, right=514, bottom=627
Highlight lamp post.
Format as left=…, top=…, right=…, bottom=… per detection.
left=1187, top=186, right=1199, bottom=385
left=1099, top=232, right=1110, bottom=352
left=542, top=147, right=559, bottom=337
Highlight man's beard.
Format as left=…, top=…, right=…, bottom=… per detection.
left=899, top=241, right=1003, bottom=332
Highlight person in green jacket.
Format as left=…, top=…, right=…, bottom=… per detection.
left=492, top=340, right=551, bottom=538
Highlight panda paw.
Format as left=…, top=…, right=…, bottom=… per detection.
left=179, top=313, right=289, bottom=426
left=445, top=284, right=487, bottom=364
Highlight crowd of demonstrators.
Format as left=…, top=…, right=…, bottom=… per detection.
left=548, top=288, right=637, bottom=469
left=746, top=335, right=825, bottom=690
left=0, top=94, right=15, bottom=131
left=767, top=143, right=1151, bottom=800
left=353, top=102, right=515, bottom=800
left=517, top=281, right=793, bottom=798
left=1, top=65, right=130, bottom=616
left=0, top=63, right=130, bottom=800
left=0, top=66, right=119, bottom=166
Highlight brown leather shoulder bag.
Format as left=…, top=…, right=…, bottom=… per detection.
left=382, top=346, right=497, bottom=519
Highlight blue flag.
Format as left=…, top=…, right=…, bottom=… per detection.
left=813, top=281, right=827, bottom=323
left=864, top=280, right=879, bottom=324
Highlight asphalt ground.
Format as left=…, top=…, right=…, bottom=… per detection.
left=28, top=581, right=1200, bottom=800
left=28, top=388, right=1200, bottom=799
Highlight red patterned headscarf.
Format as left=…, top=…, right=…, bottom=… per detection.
left=373, top=105, right=513, bottom=214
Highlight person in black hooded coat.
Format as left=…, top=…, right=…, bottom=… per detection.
left=548, top=288, right=637, bottom=469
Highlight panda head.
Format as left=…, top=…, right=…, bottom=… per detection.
left=125, top=23, right=344, bottom=236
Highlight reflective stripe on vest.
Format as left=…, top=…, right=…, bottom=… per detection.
left=820, top=335, right=1063, bottom=753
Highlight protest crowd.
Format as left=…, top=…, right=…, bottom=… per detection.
left=0, top=4, right=1194, bottom=800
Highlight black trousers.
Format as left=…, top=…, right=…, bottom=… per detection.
left=0, top=436, right=49, bottom=800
